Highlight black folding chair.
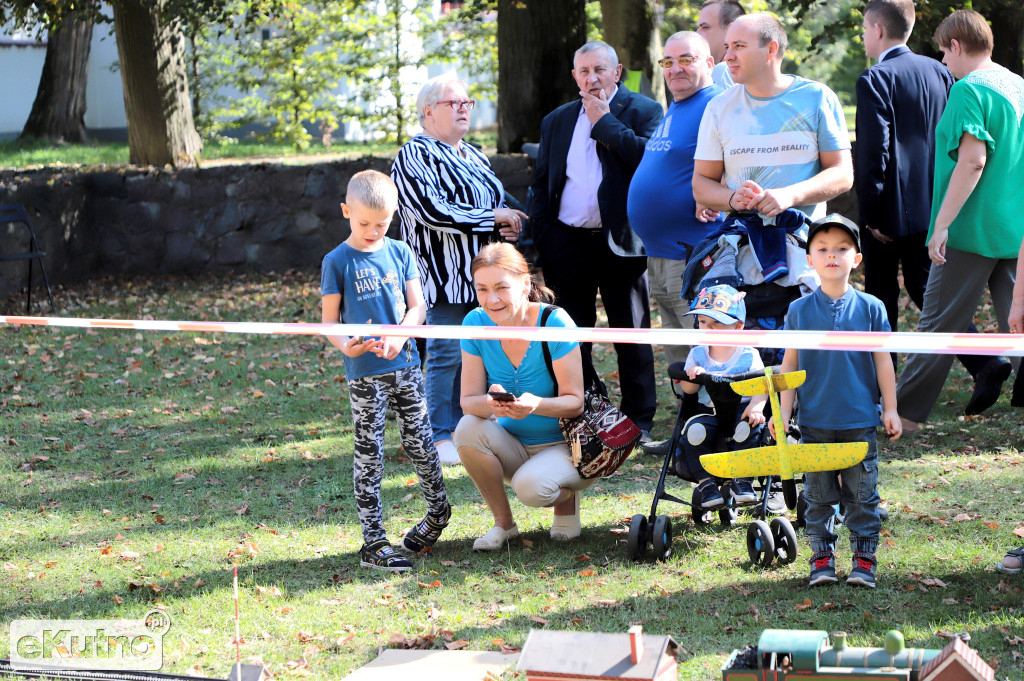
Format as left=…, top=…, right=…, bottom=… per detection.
left=0, top=204, right=55, bottom=314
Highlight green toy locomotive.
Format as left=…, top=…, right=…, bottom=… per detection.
left=722, top=629, right=942, bottom=681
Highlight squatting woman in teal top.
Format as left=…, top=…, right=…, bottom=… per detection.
left=454, top=243, right=592, bottom=551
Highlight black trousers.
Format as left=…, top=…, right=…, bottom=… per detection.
left=539, top=221, right=656, bottom=430
left=861, top=230, right=995, bottom=377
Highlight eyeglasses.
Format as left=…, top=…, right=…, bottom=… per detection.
left=658, top=56, right=701, bottom=69
left=437, top=99, right=476, bottom=111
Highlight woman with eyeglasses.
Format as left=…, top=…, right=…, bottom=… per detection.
left=391, top=72, right=528, bottom=467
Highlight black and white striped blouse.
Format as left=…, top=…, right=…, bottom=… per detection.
left=391, top=134, right=506, bottom=307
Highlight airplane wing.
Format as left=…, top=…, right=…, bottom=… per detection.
left=730, top=370, right=806, bottom=397
left=700, top=442, right=868, bottom=479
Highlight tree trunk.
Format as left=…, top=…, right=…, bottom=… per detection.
left=497, top=0, right=587, bottom=153
left=599, top=0, right=664, bottom=107
left=19, top=10, right=93, bottom=143
left=112, top=0, right=202, bottom=167
left=989, top=2, right=1024, bottom=76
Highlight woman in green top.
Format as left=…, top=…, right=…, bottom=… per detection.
left=896, top=9, right=1024, bottom=431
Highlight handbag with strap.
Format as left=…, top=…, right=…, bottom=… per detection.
left=539, top=305, right=642, bottom=479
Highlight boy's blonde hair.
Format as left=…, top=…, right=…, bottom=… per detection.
left=346, top=170, right=399, bottom=212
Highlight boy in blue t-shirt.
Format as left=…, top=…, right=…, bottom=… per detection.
left=321, top=170, right=450, bottom=572
left=771, top=214, right=901, bottom=589
left=678, top=285, right=767, bottom=509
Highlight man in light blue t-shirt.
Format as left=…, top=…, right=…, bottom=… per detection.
left=693, top=13, right=853, bottom=222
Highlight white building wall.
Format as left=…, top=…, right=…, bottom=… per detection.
left=83, top=24, right=127, bottom=133
left=0, top=40, right=48, bottom=136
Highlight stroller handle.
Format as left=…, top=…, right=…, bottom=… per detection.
left=667, top=363, right=782, bottom=386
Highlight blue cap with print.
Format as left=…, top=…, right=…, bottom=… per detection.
left=684, top=284, right=746, bottom=325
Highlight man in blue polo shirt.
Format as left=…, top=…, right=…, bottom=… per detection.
left=628, top=31, right=723, bottom=371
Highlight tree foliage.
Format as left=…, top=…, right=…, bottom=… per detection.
left=194, top=0, right=351, bottom=150
left=786, top=0, right=1024, bottom=77
left=196, top=0, right=489, bottom=148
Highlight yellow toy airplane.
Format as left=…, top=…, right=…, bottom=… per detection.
left=699, top=367, right=867, bottom=509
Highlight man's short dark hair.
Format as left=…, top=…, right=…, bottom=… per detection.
left=744, top=13, right=788, bottom=56
left=702, top=0, right=746, bottom=28
left=864, top=0, right=915, bottom=42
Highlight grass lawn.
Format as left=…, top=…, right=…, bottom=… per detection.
left=0, top=130, right=497, bottom=170
left=2, top=272, right=1023, bottom=680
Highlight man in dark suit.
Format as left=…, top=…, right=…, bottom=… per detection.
left=855, top=0, right=1011, bottom=415
left=530, top=40, right=664, bottom=437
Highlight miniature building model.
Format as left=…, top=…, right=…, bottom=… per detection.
left=919, top=637, right=994, bottom=681
left=516, top=626, right=678, bottom=681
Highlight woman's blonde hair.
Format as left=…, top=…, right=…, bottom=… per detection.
left=470, top=243, right=555, bottom=303
left=934, top=9, right=993, bottom=56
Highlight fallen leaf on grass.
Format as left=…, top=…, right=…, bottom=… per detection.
left=528, top=616, right=549, bottom=626
left=794, top=598, right=814, bottom=611
left=1013, top=526, right=1024, bottom=538
left=577, top=570, right=596, bottom=577
left=120, top=551, right=140, bottom=561
left=921, top=577, right=947, bottom=588
left=235, top=504, right=250, bottom=516
left=573, top=554, right=591, bottom=561
left=445, top=640, right=469, bottom=650
left=255, top=585, right=283, bottom=597
left=427, top=607, right=443, bottom=620
left=952, top=513, right=972, bottom=522
left=984, top=521, right=1000, bottom=530
left=417, top=580, right=442, bottom=589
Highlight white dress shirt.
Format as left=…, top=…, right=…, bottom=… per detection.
left=557, top=86, right=617, bottom=229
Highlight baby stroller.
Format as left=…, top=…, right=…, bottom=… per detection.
left=627, top=212, right=816, bottom=566
left=627, top=367, right=800, bottom=568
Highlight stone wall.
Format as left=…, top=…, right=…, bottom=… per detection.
left=0, top=150, right=857, bottom=302
left=0, top=154, right=535, bottom=300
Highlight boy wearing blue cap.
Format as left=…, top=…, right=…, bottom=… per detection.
left=770, top=214, right=901, bottom=589
left=678, top=284, right=767, bottom=509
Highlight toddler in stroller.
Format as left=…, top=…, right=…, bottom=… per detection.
left=676, top=285, right=767, bottom=509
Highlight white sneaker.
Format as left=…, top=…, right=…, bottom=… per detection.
left=435, top=440, right=461, bottom=466
left=473, top=524, right=519, bottom=551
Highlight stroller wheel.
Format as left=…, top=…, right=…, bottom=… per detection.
left=690, top=488, right=714, bottom=527
left=627, top=514, right=648, bottom=562
left=652, top=515, right=673, bottom=562
left=781, top=478, right=798, bottom=510
left=770, top=517, right=799, bottom=565
left=746, top=520, right=775, bottom=568
left=795, top=491, right=807, bottom=528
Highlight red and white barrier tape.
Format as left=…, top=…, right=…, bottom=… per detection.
left=3, top=315, right=1024, bottom=356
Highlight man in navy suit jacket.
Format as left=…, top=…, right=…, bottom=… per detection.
left=855, top=0, right=1011, bottom=415
left=530, top=40, right=664, bottom=435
